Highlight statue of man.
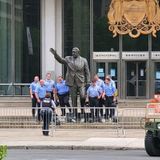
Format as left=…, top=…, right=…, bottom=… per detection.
left=50, top=47, right=90, bottom=108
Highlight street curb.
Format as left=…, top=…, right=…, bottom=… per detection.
left=7, top=145, right=144, bottom=150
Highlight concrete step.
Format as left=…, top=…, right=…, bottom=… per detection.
left=0, top=116, right=144, bottom=129
left=0, top=96, right=147, bottom=129
left=0, top=123, right=143, bottom=129
left=0, top=96, right=31, bottom=107
left=118, top=99, right=149, bottom=108
left=0, top=97, right=150, bottom=108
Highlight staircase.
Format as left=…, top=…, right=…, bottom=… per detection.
left=0, top=97, right=148, bottom=129
left=0, top=96, right=31, bottom=107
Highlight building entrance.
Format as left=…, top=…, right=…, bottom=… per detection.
left=126, top=61, right=146, bottom=98
left=96, top=62, right=118, bottom=87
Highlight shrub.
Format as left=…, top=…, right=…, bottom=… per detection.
left=0, top=146, right=7, bottom=160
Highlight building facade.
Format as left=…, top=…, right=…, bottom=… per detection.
left=0, top=0, right=160, bottom=99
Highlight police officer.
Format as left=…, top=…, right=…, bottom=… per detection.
left=86, top=79, right=102, bottom=122
left=102, top=77, right=116, bottom=121
left=29, top=76, right=39, bottom=117
left=106, top=75, right=116, bottom=88
left=106, top=74, right=118, bottom=104
left=40, top=93, right=56, bottom=136
left=94, top=74, right=104, bottom=88
left=94, top=74, right=104, bottom=120
left=44, top=72, right=55, bottom=100
left=35, top=79, right=47, bottom=121
left=54, top=76, right=71, bottom=116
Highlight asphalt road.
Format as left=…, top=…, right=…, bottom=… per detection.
left=6, top=149, right=160, bottom=160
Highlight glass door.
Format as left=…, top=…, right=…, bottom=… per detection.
left=96, top=62, right=118, bottom=86
left=126, top=61, right=146, bottom=98
left=108, top=62, right=118, bottom=88
left=138, top=62, right=146, bottom=97
left=155, top=62, right=160, bottom=94
left=96, top=63, right=106, bottom=80
left=126, top=62, right=137, bottom=97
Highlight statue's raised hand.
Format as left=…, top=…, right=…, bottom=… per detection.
left=50, top=48, right=56, bottom=55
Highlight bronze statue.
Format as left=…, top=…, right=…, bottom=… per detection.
left=50, top=47, right=90, bottom=108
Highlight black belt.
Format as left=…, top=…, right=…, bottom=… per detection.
left=46, top=91, right=53, bottom=93
left=105, top=96, right=113, bottom=98
left=89, top=97, right=98, bottom=99
left=58, top=92, right=69, bottom=96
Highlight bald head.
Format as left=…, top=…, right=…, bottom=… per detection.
left=40, top=79, right=45, bottom=86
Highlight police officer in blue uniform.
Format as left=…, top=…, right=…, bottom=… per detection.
left=102, top=77, right=116, bottom=120
left=29, top=76, right=39, bottom=117
left=54, top=76, right=71, bottom=116
left=86, top=79, right=102, bottom=122
left=35, top=79, right=47, bottom=121
left=94, top=74, right=105, bottom=120
left=106, top=75, right=116, bottom=88
left=44, top=73, right=55, bottom=100
left=41, top=93, right=56, bottom=136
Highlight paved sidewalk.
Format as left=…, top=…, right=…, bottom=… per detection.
left=0, top=129, right=145, bottom=150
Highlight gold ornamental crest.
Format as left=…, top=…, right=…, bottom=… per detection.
left=108, top=0, right=160, bottom=38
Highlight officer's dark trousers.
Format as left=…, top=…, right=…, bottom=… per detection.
left=99, top=97, right=104, bottom=117
left=104, top=96, right=115, bottom=119
left=37, top=98, right=44, bottom=121
left=31, top=94, right=37, bottom=117
left=89, top=97, right=99, bottom=121
left=40, top=108, right=52, bottom=135
left=58, top=92, right=71, bottom=116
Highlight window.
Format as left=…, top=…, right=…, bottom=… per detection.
left=93, top=0, right=119, bottom=51
left=0, top=1, right=12, bottom=83
left=0, top=0, right=40, bottom=95
left=15, top=0, right=40, bottom=83
left=152, top=32, right=160, bottom=51
left=63, top=0, right=90, bottom=61
left=123, top=35, right=148, bottom=51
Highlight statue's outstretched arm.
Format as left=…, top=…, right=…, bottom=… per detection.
left=50, top=48, right=67, bottom=65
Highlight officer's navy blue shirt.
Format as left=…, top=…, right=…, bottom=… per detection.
left=102, top=82, right=116, bottom=97
left=44, top=79, right=55, bottom=92
left=42, top=98, right=56, bottom=109
left=55, top=80, right=69, bottom=95
left=87, top=85, right=102, bottom=98
left=29, top=82, right=39, bottom=94
left=35, top=84, right=47, bottom=99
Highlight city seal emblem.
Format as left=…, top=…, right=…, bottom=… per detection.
left=108, top=0, right=160, bottom=38
left=123, top=0, right=146, bottom=26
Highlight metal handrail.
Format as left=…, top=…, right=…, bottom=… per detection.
left=0, top=83, right=13, bottom=86
left=0, top=83, right=30, bottom=96
left=13, top=83, right=30, bottom=86
left=0, top=83, right=30, bottom=86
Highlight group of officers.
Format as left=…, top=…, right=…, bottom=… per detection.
left=30, top=73, right=70, bottom=135
left=86, top=74, right=117, bottom=122
left=29, top=72, right=117, bottom=135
